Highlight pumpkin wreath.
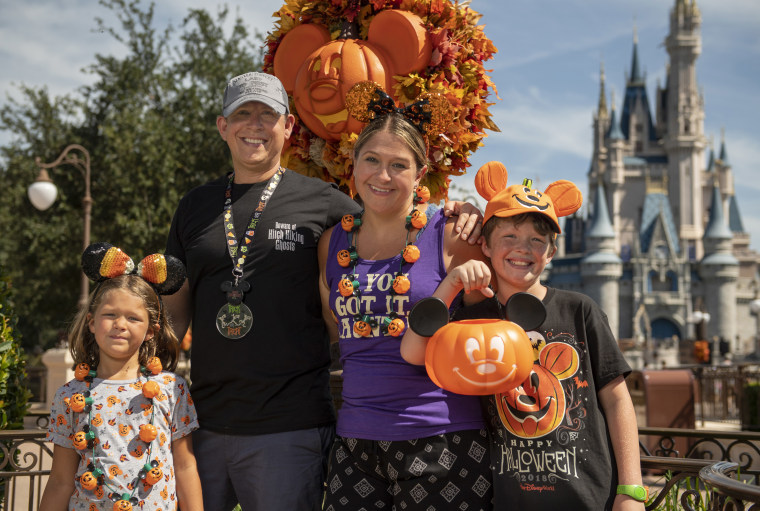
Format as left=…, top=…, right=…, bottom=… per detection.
left=263, top=0, right=499, bottom=202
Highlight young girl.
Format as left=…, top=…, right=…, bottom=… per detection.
left=40, top=242, right=203, bottom=511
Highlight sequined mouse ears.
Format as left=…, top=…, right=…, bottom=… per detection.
left=81, top=242, right=186, bottom=295
left=345, top=81, right=453, bottom=137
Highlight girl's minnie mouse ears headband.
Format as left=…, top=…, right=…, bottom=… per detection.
left=81, top=242, right=186, bottom=296
left=345, top=81, right=453, bottom=138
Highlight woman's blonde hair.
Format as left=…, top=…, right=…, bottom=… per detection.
left=68, top=275, right=180, bottom=372
left=353, top=112, right=428, bottom=176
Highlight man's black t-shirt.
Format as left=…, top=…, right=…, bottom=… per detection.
left=166, top=170, right=360, bottom=435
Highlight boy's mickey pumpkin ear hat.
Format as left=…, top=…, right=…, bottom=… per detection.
left=474, top=161, right=582, bottom=233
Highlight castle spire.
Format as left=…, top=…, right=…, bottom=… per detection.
left=597, top=61, right=608, bottom=117
left=718, top=128, right=730, bottom=167
left=628, top=25, right=644, bottom=85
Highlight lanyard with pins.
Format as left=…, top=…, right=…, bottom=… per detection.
left=216, top=167, right=284, bottom=340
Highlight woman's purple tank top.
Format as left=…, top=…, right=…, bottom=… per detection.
left=326, top=208, right=484, bottom=440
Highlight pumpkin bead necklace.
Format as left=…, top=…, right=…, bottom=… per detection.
left=337, top=185, right=429, bottom=338
left=69, top=358, right=164, bottom=511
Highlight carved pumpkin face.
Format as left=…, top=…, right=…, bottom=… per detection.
left=74, top=363, right=91, bottom=381
left=409, top=210, right=427, bottom=229
left=415, top=185, right=430, bottom=204
left=144, top=466, right=163, bottom=486
left=338, top=278, right=355, bottom=297
left=145, top=357, right=162, bottom=375
left=341, top=215, right=356, bottom=232
left=337, top=249, right=352, bottom=268
left=139, top=424, right=158, bottom=443
left=112, top=500, right=132, bottom=511
left=495, top=342, right=578, bottom=438
left=424, top=319, right=534, bottom=395
left=72, top=431, right=88, bottom=450
left=118, top=424, right=131, bottom=436
left=392, top=275, right=411, bottom=295
left=402, top=244, right=420, bottom=263
left=386, top=318, right=405, bottom=337
left=80, top=471, right=98, bottom=491
left=70, top=393, right=86, bottom=413
left=142, top=381, right=160, bottom=399
left=294, top=39, right=393, bottom=141
left=353, top=319, right=372, bottom=337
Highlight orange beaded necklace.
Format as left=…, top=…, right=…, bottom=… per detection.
left=68, top=358, right=164, bottom=511
left=336, top=185, right=430, bottom=337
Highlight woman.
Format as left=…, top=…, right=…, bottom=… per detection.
left=318, top=92, right=493, bottom=510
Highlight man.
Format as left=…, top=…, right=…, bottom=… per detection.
left=164, top=71, right=481, bottom=510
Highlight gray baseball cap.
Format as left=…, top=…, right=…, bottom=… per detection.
left=222, top=72, right=290, bottom=117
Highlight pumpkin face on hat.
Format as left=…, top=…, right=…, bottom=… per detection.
left=424, top=319, right=534, bottom=395
left=495, top=341, right=579, bottom=438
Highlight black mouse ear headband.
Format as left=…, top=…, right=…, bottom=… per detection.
left=81, top=242, right=186, bottom=296
left=345, top=81, right=454, bottom=140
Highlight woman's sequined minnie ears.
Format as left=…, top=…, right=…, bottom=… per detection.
left=345, top=81, right=453, bottom=138
left=81, top=242, right=186, bottom=295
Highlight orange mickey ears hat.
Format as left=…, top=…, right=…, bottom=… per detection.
left=475, top=161, right=582, bottom=233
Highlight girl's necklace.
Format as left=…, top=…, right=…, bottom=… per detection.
left=68, top=358, right=164, bottom=511
left=337, top=186, right=430, bottom=337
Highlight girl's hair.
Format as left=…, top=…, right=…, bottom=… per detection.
left=353, top=112, right=428, bottom=174
left=68, top=275, right=180, bottom=372
left=482, top=213, right=558, bottom=249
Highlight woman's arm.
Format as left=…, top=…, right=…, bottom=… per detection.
left=173, top=434, right=204, bottom=511
left=39, top=444, right=79, bottom=511
left=318, top=225, right=340, bottom=344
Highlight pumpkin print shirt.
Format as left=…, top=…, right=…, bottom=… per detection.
left=454, top=288, right=632, bottom=511
left=47, top=371, right=198, bottom=510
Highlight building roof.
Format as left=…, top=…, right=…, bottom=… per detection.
left=728, top=194, right=746, bottom=233
left=640, top=193, right=681, bottom=254
left=704, top=184, right=733, bottom=240
left=586, top=182, right=616, bottom=239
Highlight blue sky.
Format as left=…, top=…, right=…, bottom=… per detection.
left=2, top=0, right=759, bottom=248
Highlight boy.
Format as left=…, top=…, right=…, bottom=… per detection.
left=401, top=162, right=646, bottom=510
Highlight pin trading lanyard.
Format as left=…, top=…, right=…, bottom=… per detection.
left=222, top=167, right=284, bottom=284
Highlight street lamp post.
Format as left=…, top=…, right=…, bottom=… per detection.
left=27, top=144, right=92, bottom=308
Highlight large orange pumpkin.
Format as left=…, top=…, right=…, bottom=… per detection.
left=495, top=342, right=579, bottom=438
left=424, top=319, right=534, bottom=395
left=292, top=38, right=393, bottom=141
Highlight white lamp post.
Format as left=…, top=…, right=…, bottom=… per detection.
left=27, top=144, right=92, bottom=308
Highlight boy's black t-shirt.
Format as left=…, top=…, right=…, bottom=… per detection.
left=166, top=170, right=360, bottom=435
left=453, top=287, right=631, bottom=510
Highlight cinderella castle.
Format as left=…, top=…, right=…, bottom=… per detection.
left=547, top=0, right=759, bottom=366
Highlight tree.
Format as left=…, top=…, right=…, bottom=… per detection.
left=0, top=0, right=265, bottom=351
